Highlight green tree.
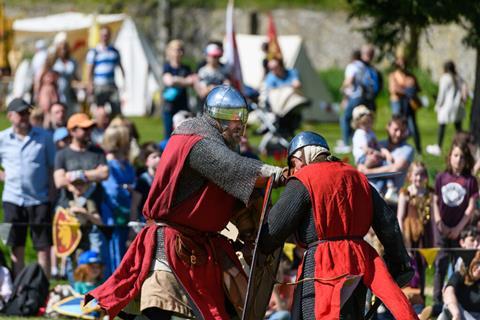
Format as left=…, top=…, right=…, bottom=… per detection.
left=348, top=0, right=480, bottom=144
left=457, top=2, right=480, bottom=145
left=348, top=0, right=453, bottom=67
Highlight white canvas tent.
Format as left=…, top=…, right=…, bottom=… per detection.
left=113, top=17, right=161, bottom=116
left=12, top=12, right=161, bottom=116
left=235, top=34, right=337, bottom=122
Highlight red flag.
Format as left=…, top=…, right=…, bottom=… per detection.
left=267, top=12, right=282, bottom=61
left=224, top=0, right=244, bottom=93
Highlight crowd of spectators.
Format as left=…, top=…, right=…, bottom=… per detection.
left=0, top=27, right=479, bottom=320
left=336, top=44, right=480, bottom=319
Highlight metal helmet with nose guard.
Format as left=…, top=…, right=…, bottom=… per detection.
left=204, top=85, right=249, bottom=125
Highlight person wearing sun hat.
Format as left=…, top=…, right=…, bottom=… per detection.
left=0, top=98, right=56, bottom=278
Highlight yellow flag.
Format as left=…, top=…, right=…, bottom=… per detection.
left=283, top=242, right=296, bottom=262
left=418, top=248, right=441, bottom=268
left=0, top=0, right=7, bottom=69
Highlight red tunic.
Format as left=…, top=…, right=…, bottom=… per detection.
left=295, top=162, right=418, bottom=319
left=87, top=134, right=246, bottom=319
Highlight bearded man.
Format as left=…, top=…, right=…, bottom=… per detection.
left=86, top=85, right=284, bottom=320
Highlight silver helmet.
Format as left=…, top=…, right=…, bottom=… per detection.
left=204, top=85, right=248, bottom=124
left=288, top=131, right=330, bottom=161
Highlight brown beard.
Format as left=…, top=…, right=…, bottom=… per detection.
left=222, top=131, right=241, bottom=150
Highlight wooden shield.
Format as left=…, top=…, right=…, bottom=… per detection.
left=53, top=207, right=82, bottom=257
left=54, top=296, right=98, bottom=320
left=242, top=177, right=282, bottom=320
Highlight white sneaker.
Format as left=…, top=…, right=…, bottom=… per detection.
left=384, top=187, right=398, bottom=204
left=334, top=145, right=352, bottom=154
left=426, top=144, right=441, bottom=156
left=335, top=140, right=352, bottom=154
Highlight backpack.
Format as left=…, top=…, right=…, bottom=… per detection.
left=359, top=63, right=382, bottom=101
left=3, top=263, right=49, bottom=316
left=368, top=65, right=383, bottom=97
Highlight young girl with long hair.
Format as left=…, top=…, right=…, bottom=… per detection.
left=432, top=141, right=479, bottom=310
left=397, top=161, right=434, bottom=299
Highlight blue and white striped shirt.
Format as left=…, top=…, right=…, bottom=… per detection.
left=86, top=45, right=121, bottom=86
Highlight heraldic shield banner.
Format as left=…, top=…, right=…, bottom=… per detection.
left=53, top=207, right=82, bottom=257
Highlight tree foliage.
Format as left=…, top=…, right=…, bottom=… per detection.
left=347, top=0, right=472, bottom=65
left=347, top=0, right=480, bottom=142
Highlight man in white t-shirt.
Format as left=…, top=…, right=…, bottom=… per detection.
left=336, top=50, right=367, bottom=153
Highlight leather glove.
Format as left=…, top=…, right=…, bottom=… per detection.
left=260, top=164, right=288, bottom=187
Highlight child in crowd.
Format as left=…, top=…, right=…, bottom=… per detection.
left=452, top=131, right=480, bottom=176
left=29, top=107, right=45, bottom=128
left=452, top=227, right=479, bottom=274
left=131, top=142, right=161, bottom=222
left=432, top=141, right=479, bottom=311
left=101, top=124, right=136, bottom=277
left=352, top=105, right=381, bottom=165
left=159, top=110, right=192, bottom=151
left=397, top=161, right=434, bottom=299
left=73, top=251, right=103, bottom=295
left=351, top=105, right=395, bottom=199
left=55, top=171, right=103, bottom=281
left=66, top=171, right=103, bottom=235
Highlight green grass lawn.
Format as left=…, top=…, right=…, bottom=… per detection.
left=0, top=67, right=463, bottom=318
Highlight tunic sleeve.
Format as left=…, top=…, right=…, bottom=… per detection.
left=259, top=179, right=311, bottom=254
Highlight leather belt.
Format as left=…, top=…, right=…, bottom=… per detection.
left=307, top=235, right=364, bottom=248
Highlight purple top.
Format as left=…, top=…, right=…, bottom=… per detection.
left=435, top=171, right=479, bottom=227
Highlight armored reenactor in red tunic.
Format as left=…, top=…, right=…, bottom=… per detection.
left=259, top=131, right=418, bottom=319
left=85, top=85, right=284, bottom=319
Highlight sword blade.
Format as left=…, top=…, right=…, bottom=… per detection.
left=242, top=176, right=276, bottom=320
left=365, top=171, right=402, bottom=180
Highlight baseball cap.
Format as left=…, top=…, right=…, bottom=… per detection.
left=78, top=250, right=102, bottom=266
left=205, top=43, right=223, bottom=57
left=7, top=98, right=33, bottom=113
left=53, top=127, right=69, bottom=143
left=67, top=113, right=95, bottom=130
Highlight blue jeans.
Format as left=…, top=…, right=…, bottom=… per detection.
left=391, top=100, right=403, bottom=116
left=101, top=225, right=128, bottom=278
left=341, top=97, right=364, bottom=145
left=163, top=110, right=174, bottom=138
